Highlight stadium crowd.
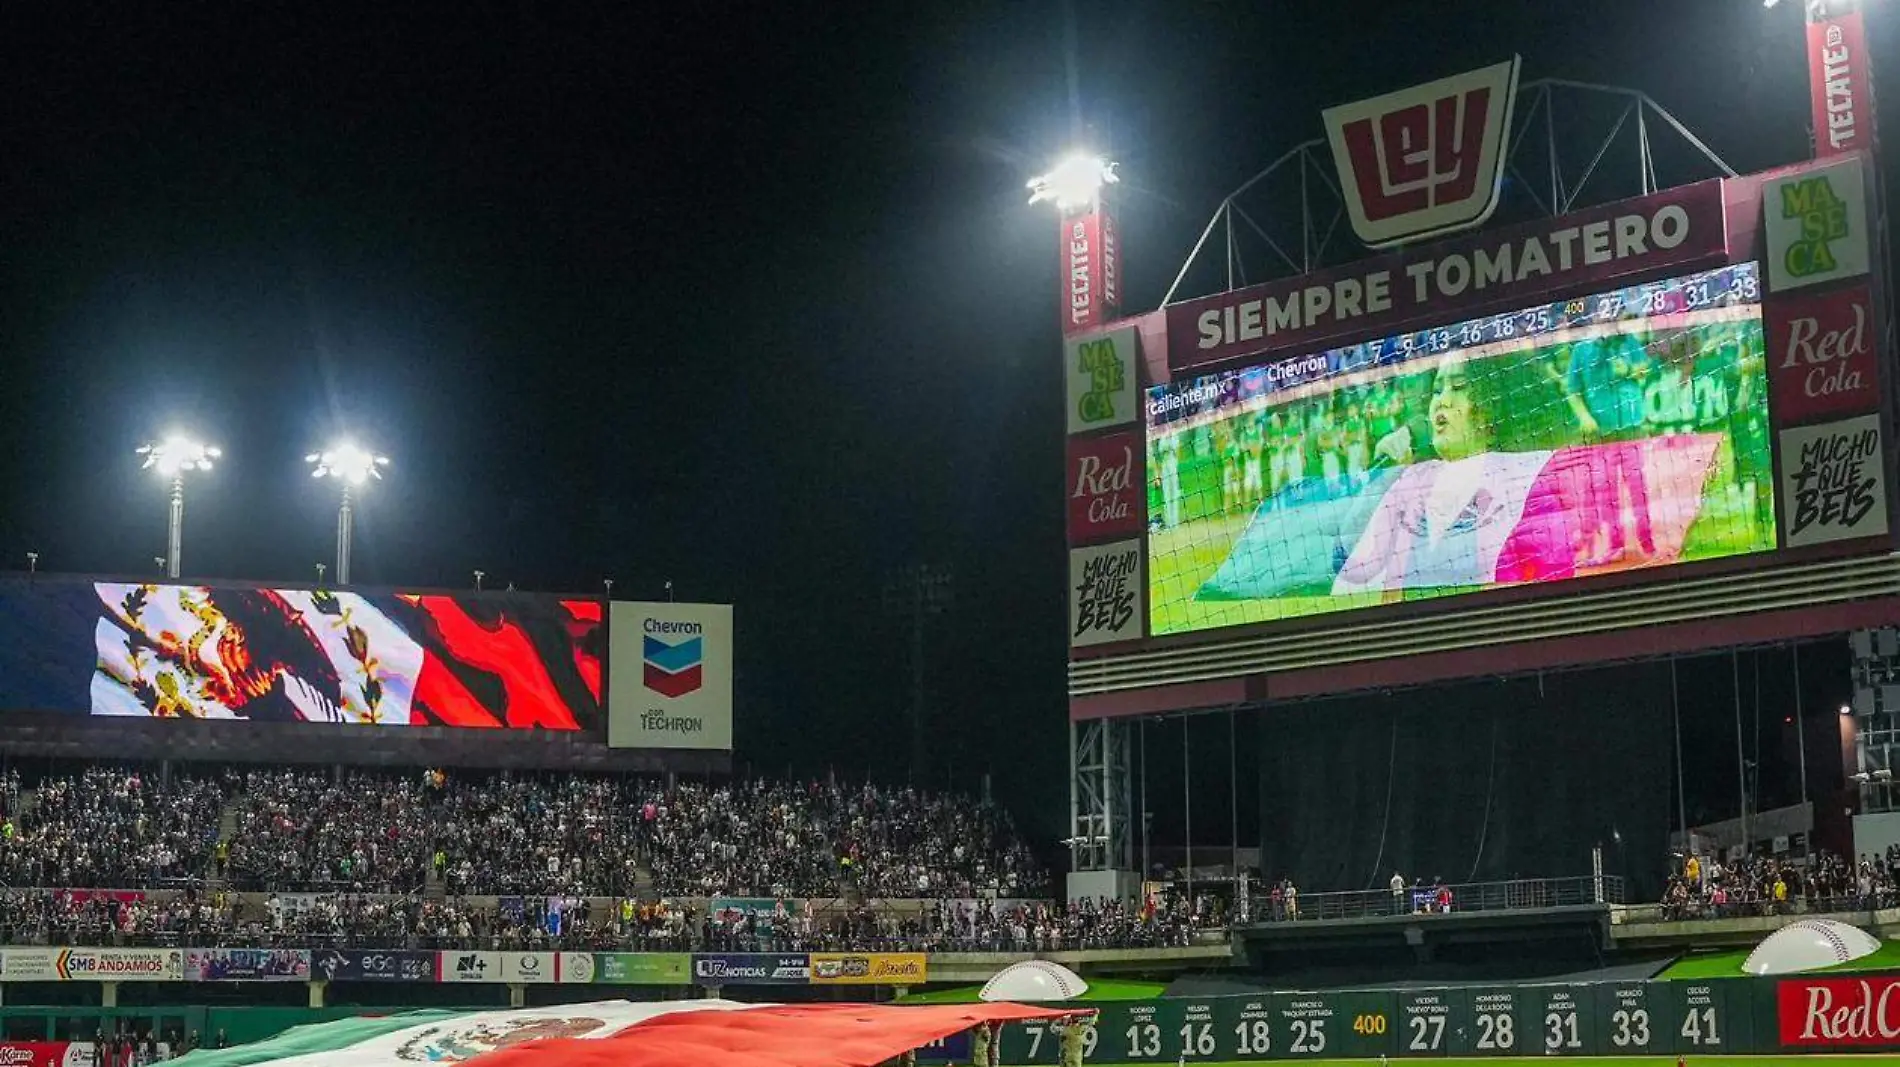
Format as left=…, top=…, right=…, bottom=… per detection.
left=0, top=767, right=226, bottom=889
left=1658, top=847, right=1900, bottom=919
left=0, top=764, right=1221, bottom=951
left=0, top=766, right=1051, bottom=901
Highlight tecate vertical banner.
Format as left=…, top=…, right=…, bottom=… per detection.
left=1061, top=200, right=1119, bottom=335
left=608, top=601, right=734, bottom=750
left=1807, top=8, right=1877, bottom=159
left=1324, top=58, right=1520, bottom=248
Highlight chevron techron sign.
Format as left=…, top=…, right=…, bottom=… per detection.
left=643, top=624, right=705, bottom=697
left=609, top=601, right=733, bottom=751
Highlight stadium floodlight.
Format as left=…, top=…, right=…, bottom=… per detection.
left=306, top=442, right=390, bottom=586
left=1027, top=153, right=1118, bottom=211
left=137, top=436, right=221, bottom=579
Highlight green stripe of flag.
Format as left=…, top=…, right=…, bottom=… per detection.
left=164, top=1010, right=469, bottom=1067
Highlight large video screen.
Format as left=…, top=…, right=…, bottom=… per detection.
left=1147, top=263, right=1775, bottom=635
left=0, top=581, right=604, bottom=729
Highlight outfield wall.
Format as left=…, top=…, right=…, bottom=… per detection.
left=970, top=974, right=1900, bottom=1062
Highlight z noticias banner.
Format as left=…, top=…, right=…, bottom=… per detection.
left=184, top=948, right=310, bottom=982
left=690, top=953, right=811, bottom=985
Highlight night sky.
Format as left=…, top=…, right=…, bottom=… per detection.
left=0, top=2, right=1886, bottom=853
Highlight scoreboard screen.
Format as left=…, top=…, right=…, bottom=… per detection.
left=1146, top=262, right=1775, bottom=636
left=988, top=980, right=1759, bottom=1063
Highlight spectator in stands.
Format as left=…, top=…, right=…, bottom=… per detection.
left=1, top=768, right=226, bottom=889
left=1660, top=848, right=1898, bottom=919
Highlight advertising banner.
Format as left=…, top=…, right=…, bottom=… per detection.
left=1324, top=58, right=1520, bottom=248
left=184, top=947, right=310, bottom=982
left=0, top=948, right=57, bottom=981
left=1067, top=431, right=1145, bottom=543
left=606, top=601, right=734, bottom=750
left=1777, top=975, right=1900, bottom=1048
left=557, top=951, right=595, bottom=984
left=1807, top=9, right=1877, bottom=159
left=310, top=948, right=435, bottom=983
left=436, top=950, right=500, bottom=983
left=1166, top=180, right=1729, bottom=375
left=1061, top=203, right=1120, bottom=335
left=1779, top=413, right=1889, bottom=547
left=808, top=952, right=927, bottom=986
left=1065, top=327, right=1142, bottom=435
left=52, top=948, right=182, bottom=982
left=0, top=583, right=603, bottom=730
left=1765, top=282, right=1878, bottom=423
left=1763, top=156, right=1870, bottom=293
left=0, top=1043, right=94, bottom=1067
left=690, top=953, right=810, bottom=985
left=1148, top=263, right=1775, bottom=636
left=596, top=953, right=691, bottom=985
left=496, top=951, right=557, bottom=984
left=1069, top=539, right=1142, bottom=648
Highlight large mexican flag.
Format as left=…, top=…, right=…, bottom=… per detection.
left=168, top=999, right=1082, bottom=1067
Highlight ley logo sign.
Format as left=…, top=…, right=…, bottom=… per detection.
left=1764, top=156, right=1869, bottom=293
left=1324, top=58, right=1520, bottom=248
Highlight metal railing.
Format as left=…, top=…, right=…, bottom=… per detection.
left=1248, top=875, right=1624, bottom=924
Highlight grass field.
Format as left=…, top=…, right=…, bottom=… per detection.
left=1660, top=938, right=1900, bottom=979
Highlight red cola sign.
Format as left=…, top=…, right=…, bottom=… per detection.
left=1779, top=976, right=1900, bottom=1047
left=1066, top=431, right=1144, bottom=542
left=1766, top=283, right=1878, bottom=423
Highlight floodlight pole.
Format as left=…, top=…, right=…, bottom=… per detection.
left=166, top=473, right=184, bottom=579
left=336, top=482, right=355, bottom=586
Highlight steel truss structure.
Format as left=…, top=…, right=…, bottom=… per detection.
left=1160, top=79, right=1738, bottom=307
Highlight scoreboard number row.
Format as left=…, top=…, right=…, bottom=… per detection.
left=991, top=981, right=1744, bottom=1063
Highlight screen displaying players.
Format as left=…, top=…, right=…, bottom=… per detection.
left=1146, top=263, right=1776, bottom=635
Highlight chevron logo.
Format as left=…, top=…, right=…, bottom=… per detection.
left=643, top=634, right=704, bottom=697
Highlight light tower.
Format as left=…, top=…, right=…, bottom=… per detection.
left=305, top=442, right=389, bottom=586
left=136, top=436, right=221, bottom=579
left=1029, top=152, right=1120, bottom=337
